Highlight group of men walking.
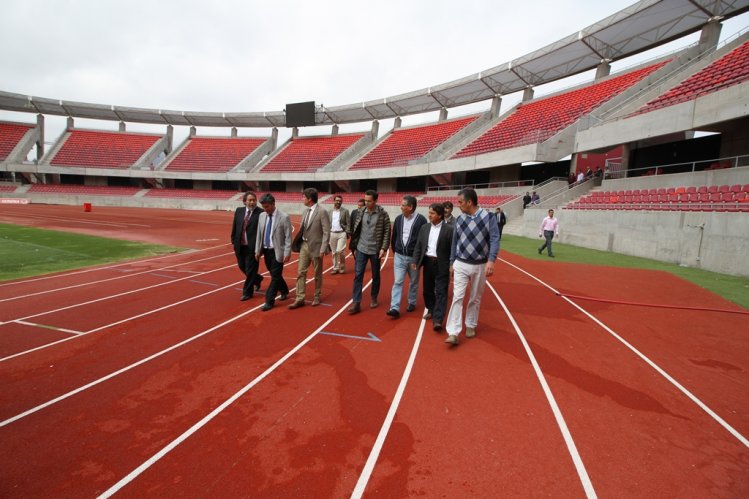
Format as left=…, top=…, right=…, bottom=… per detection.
left=231, top=187, right=500, bottom=346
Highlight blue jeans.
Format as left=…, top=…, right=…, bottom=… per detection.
left=389, top=252, right=419, bottom=311
left=352, top=251, right=380, bottom=304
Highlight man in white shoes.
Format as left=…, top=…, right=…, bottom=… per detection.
left=444, top=188, right=500, bottom=346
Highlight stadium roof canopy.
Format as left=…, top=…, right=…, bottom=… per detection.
left=1, top=0, right=747, bottom=128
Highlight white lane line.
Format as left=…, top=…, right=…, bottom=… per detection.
left=487, top=281, right=597, bottom=498
left=7, top=263, right=237, bottom=324
left=96, top=251, right=391, bottom=498
left=351, top=318, right=425, bottom=499
left=0, top=254, right=320, bottom=417
left=0, top=243, right=229, bottom=288
left=13, top=320, right=84, bottom=336
left=0, top=251, right=234, bottom=304
left=0, top=256, right=303, bottom=362
left=500, top=257, right=749, bottom=450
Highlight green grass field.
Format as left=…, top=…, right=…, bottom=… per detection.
left=0, top=223, right=183, bottom=281
left=500, top=235, right=749, bottom=310
left=1, top=224, right=746, bottom=310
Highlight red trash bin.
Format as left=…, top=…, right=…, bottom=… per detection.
left=83, top=202, right=92, bottom=212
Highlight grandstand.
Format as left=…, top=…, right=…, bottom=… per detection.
left=49, top=129, right=164, bottom=169
left=0, top=0, right=748, bottom=275
left=165, top=136, right=267, bottom=172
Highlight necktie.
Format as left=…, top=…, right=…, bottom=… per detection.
left=300, top=208, right=310, bottom=240
left=241, top=210, right=250, bottom=245
left=264, top=213, right=272, bottom=248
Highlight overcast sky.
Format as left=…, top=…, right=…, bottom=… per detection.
left=0, top=0, right=747, bottom=148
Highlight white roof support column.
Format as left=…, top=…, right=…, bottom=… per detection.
left=698, top=18, right=722, bottom=52
left=490, top=96, right=502, bottom=119
left=270, top=127, right=278, bottom=149
left=66, top=116, right=74, bottom=129
left=522, top=87, right=534, bottom=102
left=291, top=127, right=299, bottom=138
left=332, top=124, right=339, bottom=136
left=439, top=108, right=448, bottom=121
left=231, top=127, right=238, bottom=137
left=595, top=60, right=611, bottom=80
left=119, top=121, right=126, bottom=132
left=394, top=117, right=402, bottom=129
left=370, top=120, right=379, bottom=139
left=166, top=125, right=173, bottom=153
left=189, top=126, right=197, bottom=137
left=36, top=113, right=44, bottom=160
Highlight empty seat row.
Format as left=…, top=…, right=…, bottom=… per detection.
left=166, top=137, right=266, bottom=172
left=635, top=41, right=749, bottom=115
left=454, top=61, right=668, bottom=159
left=27, top=184, right=142, bottom=196
left=261, top=134, right=364, bottom=173
left=351, top=117, right=477, bottom=170
left=0, top=122, right=34, bottom=161
left=568, top=184, right=749, bottom=212
left=51, top=130, right=162, bottom=168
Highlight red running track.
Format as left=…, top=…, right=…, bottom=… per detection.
left=0, top=204, right=747, bottom=497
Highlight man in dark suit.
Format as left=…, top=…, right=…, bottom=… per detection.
left=255, top=193, right=292, bottom=311
left=230, top=191, right=263, bottom=301
left=289, top=188, right=331, bottom=309
left=411, top=202, right=453, bottom=331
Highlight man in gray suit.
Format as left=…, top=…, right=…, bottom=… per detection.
left=289, top=188, right=331, bottom=309
left=255, top=193, right=292, bottom=311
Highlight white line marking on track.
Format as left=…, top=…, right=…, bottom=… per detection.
left=96, top=251, right=390, bottom=498
left=351, top=317, right=425, bottom=498
left=13, top=320, right=84, bottom=336
left=0, top=242, right=228, bottom=288
left=499, top=257, right=749, bottom=450
left=486, top=281, right=597, bottom=498
left=8, top=262, right=237, bottom=323
left=0, top=256, right=306, bottom=362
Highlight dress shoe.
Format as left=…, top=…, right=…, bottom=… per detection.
left=279, top=293, right=289, bottom=301
left=406, top=304, right=416, bottom=312
left=466, top=327, right=476, bottom=338
left=445, top=334, right=458, bottom=345
left=288, top=300, right=304, bottom=310
left=433, top=323, right=442, bottom=332
left=370, top=299, right=378, bottom=309
left=348, top=303, right=361, bottom=315
left=538, top=248, right=542, bottom=255
left=549, top=254, right=555, bottom=258
left=423, top=311, right=433, bottom=320
left=311, top=298, right=321, bottom=307
left=386, top=308, right=400, bottom=319
left=338, top=269, right=345, bottom=274
left=261, top=303, right=273, bottom=312
left=331, top=269, right=339, bottom=274
left=240, top=295, right=251, bottom=302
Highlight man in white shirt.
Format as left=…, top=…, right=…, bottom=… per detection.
left=328, top=195, right=350, bottom=274
left=386, top=195, right=427, bottom=318
left=538, top=209, right=560, bottom=257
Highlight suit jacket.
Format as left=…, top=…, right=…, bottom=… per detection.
left=255, top=208, right=292, bottom=263
left=231, top=206, right=262, bottom=254
left=293, top=204, right=331, bottom=255
left=412, top=221, right=453, bottom=275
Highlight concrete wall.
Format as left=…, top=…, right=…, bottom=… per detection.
left=514, top=207, right=749, bottom=277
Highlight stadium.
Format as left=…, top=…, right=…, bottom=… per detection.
left=1, top=0, right=748, bottom=496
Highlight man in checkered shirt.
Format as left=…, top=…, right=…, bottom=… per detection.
left=444, top=188, right=500, bottom=346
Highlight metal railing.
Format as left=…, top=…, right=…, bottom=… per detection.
left=427, top=179, right=534, bottom=192
left=603, top=154, right=748, bottom=180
